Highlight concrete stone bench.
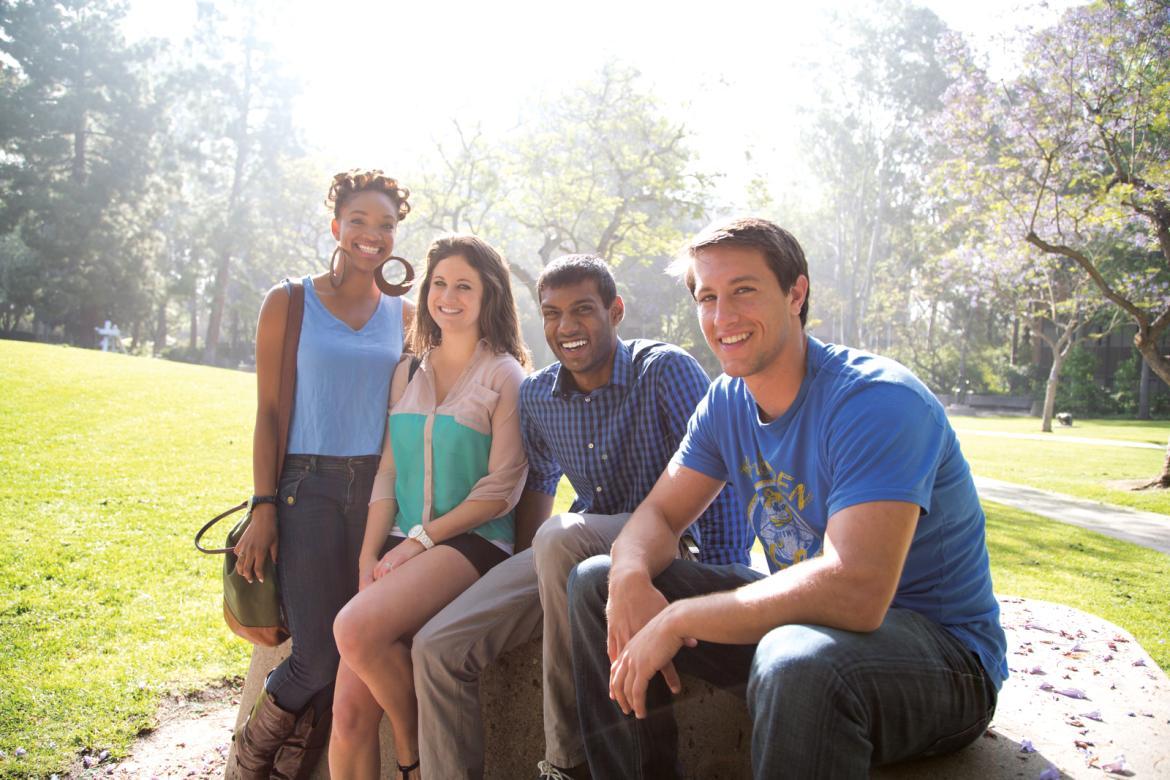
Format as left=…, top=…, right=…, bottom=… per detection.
left=937, top=393, right=1035, bottom=413
left=226, top=598, right=1169, bottom=778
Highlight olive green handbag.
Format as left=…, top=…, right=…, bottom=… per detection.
left=194, top=280, right=303, bottom=647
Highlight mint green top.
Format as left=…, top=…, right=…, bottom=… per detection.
left=370, top=343, right=528, bottom=553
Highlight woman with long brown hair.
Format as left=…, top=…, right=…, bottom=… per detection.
left=329, top=234, right=530, bottom=779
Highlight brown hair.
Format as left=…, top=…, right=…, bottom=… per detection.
left=676, top=217, right=810, bottom=327
left=410, top=234, right=531, bottom=369
left=326, top=169, right=411, bottom=221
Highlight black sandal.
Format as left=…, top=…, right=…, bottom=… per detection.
left=397, top=758, right=420, bottom=779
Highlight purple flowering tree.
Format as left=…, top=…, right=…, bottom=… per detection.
left=938, top=0, right=1170, bottom=477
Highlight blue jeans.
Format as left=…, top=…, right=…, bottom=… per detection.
left=568, top=556, right=997, bottom=779
left=265, top=454, right=378, bottom=713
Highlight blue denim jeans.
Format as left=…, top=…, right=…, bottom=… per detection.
left=265, top=454, right=378, bottom=713
left=568, top=556, right=998, bottom=779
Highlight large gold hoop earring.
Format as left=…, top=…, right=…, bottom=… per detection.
left=375, top=256, right=415, bottom=297
left=330, top=246, right=346, bottom=288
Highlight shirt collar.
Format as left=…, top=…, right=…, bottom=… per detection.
left=551, top=338, right=632, bottom=398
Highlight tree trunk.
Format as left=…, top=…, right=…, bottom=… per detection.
left=188, top=293, right=198, bottom=353
left=1139, top=357, right=1151, bottom=420
left=510, top=262, right=540, bottom=312
left=1029, top=317, right=1045, bottom=416
left=154, top=297, right=168, bottom=357
left=1134, top=336, right=1170, bottom=387
left=204, top=41, right=254, bottom=365
left=1010, top=316, right=1019, bottom=366
left=1041, top=353, right=1062, bottom=433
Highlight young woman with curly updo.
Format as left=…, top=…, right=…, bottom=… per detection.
left=328, top=234, right=530, bottom=780
left=232, top=169, right=416, bottom=778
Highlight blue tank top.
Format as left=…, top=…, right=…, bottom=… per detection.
left=286, top=276, right=404, bottom=456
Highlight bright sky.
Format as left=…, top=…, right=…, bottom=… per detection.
left=124, top=0, right=1078, bottom=207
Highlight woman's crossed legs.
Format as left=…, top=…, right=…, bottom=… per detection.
left=330, top=543, right=482, bottom=779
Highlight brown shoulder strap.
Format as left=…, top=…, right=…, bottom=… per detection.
left=388, top=353, right=419, bottom=408
left=275, top=280, right=305, bottom=477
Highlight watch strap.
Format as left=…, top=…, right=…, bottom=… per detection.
left=410, top=525, right=435, bottom=550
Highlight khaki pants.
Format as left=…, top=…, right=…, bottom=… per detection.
left=412, top=512, right=631, bottom=779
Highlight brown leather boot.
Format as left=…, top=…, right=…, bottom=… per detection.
left=234, top=686, right=297, bottom=779
left=271, top=684, right=333, bottom=780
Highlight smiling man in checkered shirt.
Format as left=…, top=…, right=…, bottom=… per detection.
left=411, top=254, right=749, bottom=780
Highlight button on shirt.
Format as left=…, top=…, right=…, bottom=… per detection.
left=519, top=339, right=749, bottom=566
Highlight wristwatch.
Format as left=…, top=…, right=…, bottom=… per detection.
left=248, top=494, right=278, bottom=513
left=408, top=524, right=435, bottom=550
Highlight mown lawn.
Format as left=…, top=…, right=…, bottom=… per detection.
left=952, top=415, right=1170, bottom=515
left=0, top=341, right=253, bottom=776
left=984, top=501, right=1169, bottom=671
left=951, top=415, right=1169, bottom=445
left=0, top=341, right=1166, bottom=776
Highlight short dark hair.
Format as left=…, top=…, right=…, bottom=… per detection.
left=326, top=169, right=410, bottom=221
left=411, top=234, right=531, bottom=368
left=678, top=217, right=810, bottom=326
left=537, top=254, right=617, bottom=308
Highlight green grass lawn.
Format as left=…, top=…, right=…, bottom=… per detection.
left=985, top=501, right=1169, bottom=671
left=0, top=341, right=253, bottom=776
left=0, top=341, right=1167, bottom=776
left=951, top=415, right=1170, bottom=515
left=950, top=415, right=1170, bottom=445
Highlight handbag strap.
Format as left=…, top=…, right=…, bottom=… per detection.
left=194, top=500, right=248, bottom=553
left=194, top=280, right=305, bottom=556
left=276, top=279, right=305, bottom=473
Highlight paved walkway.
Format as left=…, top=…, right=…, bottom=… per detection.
left=974, top=476, right=1170, bottom=555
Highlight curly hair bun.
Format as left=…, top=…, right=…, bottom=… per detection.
left=326, top=169, right=411, bottom=221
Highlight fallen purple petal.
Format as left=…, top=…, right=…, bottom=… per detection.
left=1132, top=659, right=1147, bottom=667
left=83, top=755, right=97, bottom=768
left=1040, top=681, right=1054, bottom=691
left=1028, top=665, right=1046, bottom=675
left=1081, top=710, right=1103, bottom=722
left=1055, top=686, right=1089, bottom=699
left=1038, top=766, right=1060, bottom=780
left=99, top=749, right=109, bottom=760
left=1101, top=653, right=1114, bottom=662
left=1101, top=754, right=1130, bottom=774
left=1069, top=642, right=1088, bottom=652
left=1020, top=739, right=1036, bottom=753
left=14, top=747, right=26, bottom=757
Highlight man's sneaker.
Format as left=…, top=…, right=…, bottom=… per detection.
left=536, top=759, right=589, bottom=780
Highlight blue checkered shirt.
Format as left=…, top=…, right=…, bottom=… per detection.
left=519, top=339, right=749, bottom=566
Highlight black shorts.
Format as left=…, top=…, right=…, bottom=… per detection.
left=380, top=531, right=508, bottom=577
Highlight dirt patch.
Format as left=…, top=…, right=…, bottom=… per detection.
left=1106, top=477, right=1167, bottom=492
left=73, top=679, right=242, bottom=778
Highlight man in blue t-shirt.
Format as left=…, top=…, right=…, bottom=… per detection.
left=569, top=217, right=1008, bottom=777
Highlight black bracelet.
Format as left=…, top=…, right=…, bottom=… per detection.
left=248, top=494, right=278, bottom=512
